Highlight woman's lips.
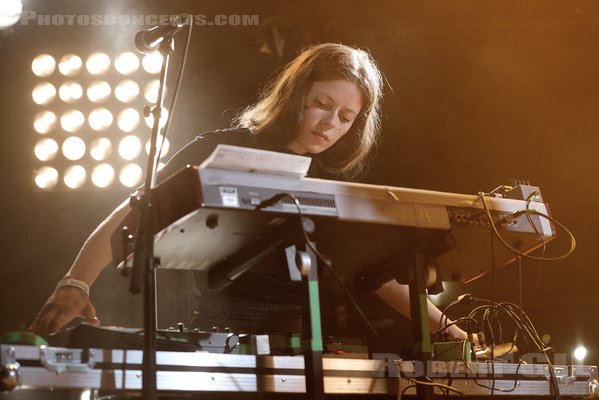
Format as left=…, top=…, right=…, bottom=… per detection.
left=312, top=131, right=328, bottom=141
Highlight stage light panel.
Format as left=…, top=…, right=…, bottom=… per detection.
left=32, top=49, right=163, bottom=190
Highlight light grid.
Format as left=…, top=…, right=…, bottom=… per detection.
left=31, top=51, right=170, bottom=190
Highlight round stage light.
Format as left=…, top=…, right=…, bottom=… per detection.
left=31, top=54, right=56, bottom=77
left=86, top=52, right=111, bottom=75
left=144, top=80, right=160, bottom=103
left=115, top=52, right=140, bottom=75
left=574, top=346, right=588, bottom=362
left=90, top=137, right=112, bottom=161
left=119, top=163, right=143, bottom=187
left=0, top=0, right=23, bottom=29
left=34, top=138, right=58, bottom=161
left=58, top=54, right=83, bottom=76
left=119, top=135, right=142, bottom=160
left=142, top=52, right=163, bottom=74
left=32, top=82, right=56, bottom=105
left=117, top=108, right=140, bottom=132
left=60, top=110, right=85, bottom=132
left=115, top=80, right=140, bottom=103
left=62, top=136, right=86, bottom=161
left=88, top=108, right=113, bottom=131
left=87, top=81, right=112, bottom=103
left=33, top=111, right=57, bottom=134
left=58, top=81, right=83, bottom=103
left=34, top=166, right=59, bottom=189
left=64, top=165, right=87, bottom=189
left=91, top=164, right=115, bottom=188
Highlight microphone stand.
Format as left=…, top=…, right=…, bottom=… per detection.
left=129, top=36, right=174, bottom=400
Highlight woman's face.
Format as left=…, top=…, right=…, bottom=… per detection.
left=287, top=79, right=363, bottom=155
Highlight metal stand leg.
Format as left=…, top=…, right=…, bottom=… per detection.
left=408, top=252, right=433, bottom=400
left=286, top=243, right=325, bottom=400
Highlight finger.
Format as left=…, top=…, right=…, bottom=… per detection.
left=82, top=301, right=97, bottom=321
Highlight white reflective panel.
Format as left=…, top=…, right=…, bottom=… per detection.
left=34, top=166, right=59, bottom=189
left=88, top=108, right=113, bottom=131
left=58, top=81, right=83, bottom=103
left=114, top=80, right=140, bottom=103
left=119, top=163, right=143, bottom=188
left=91, top=164, right=115, bottom=188
left=62, top=136, right=86, bottom=161
left=90, top=137, right=112, bottom=161
left=144, top=107, right=168, bottom=129
left=32, top=82, right=56, bottom=105
left=64, top=165, right=87, bottom=189
left=142, top=52, right=163, bottom=74
left=31, top=54, right=56, bottom=77
left=146, top=134, right=170, bottom=159
left=34, top=138, right=58, bottom=161
left=58, top=54, right=82, bottom=76
left=144, top=80, right=160, bottom=103
left=86, top=52, right=111, bottom=75
left=117, top=108, right=140, bottom=132
left=115, top=52, right=139, bottom=75
left=87, top=81, right=111, bottom=103
left=33, top=111, right=57, bottom=134
left=118, top=135, right=142, bottom=160
left=60, top=110, right=85, bottom=132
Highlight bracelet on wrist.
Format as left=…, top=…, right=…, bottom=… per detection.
left=56, top=278, right=90, bottom=297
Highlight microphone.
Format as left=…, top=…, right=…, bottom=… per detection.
left=135, top=15, right=187, bottom=54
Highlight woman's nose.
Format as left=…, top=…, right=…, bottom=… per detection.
left=320, top=110, right=338, bottom=127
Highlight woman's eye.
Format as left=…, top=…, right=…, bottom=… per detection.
left=316, top=100, right=328, bottom=108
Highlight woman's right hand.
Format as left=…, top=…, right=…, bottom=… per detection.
left=28, top=286, right=100, bottom=337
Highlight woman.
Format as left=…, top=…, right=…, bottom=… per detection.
left=29, top=43, right=465, bottom=342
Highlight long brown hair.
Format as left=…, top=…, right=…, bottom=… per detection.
left=235, top=43, right=383, bottom=177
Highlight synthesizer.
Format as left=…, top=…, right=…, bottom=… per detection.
left=111, top=159, right=555, bottom=285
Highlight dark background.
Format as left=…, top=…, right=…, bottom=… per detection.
left=1, top=0, right=598, bottom=364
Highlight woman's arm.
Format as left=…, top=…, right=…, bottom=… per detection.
left=28, top=198, right=132, bottom=336
left=374, top=280, right=467, bottom=340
